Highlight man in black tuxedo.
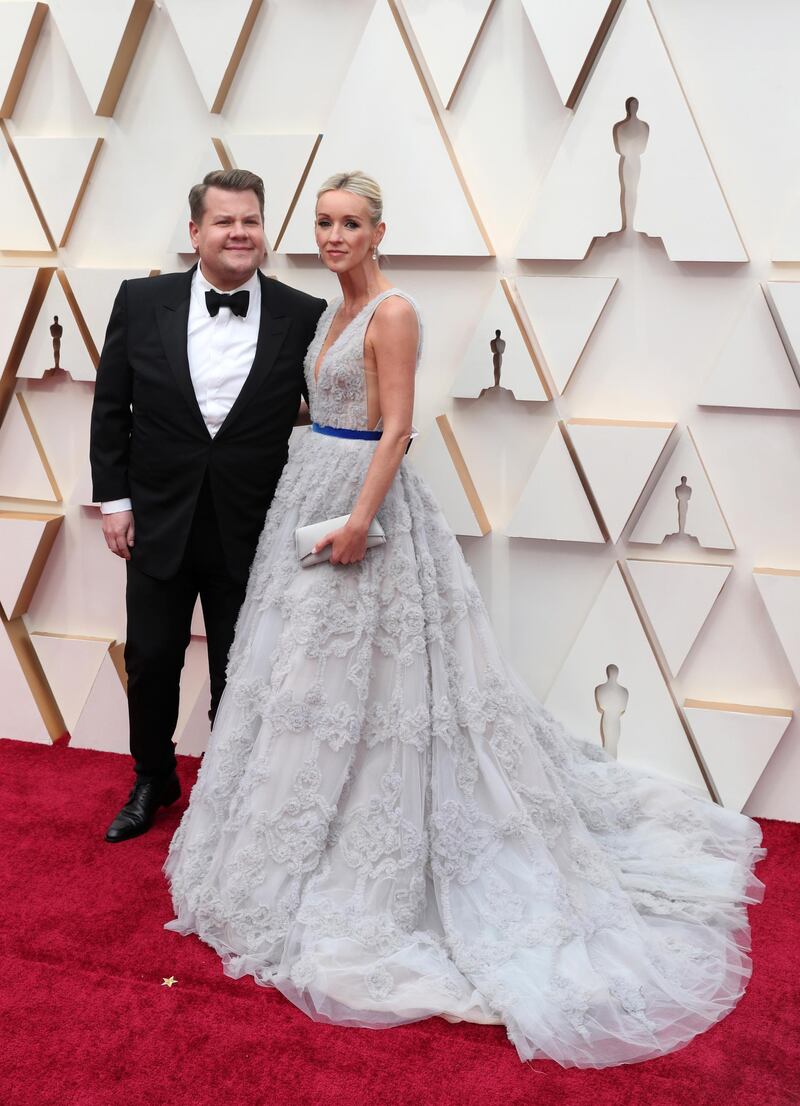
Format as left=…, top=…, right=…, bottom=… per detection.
left=90, top=169, right=325, bottom=843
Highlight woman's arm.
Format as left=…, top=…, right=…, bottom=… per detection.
left=314, top=295, right=418, bottom=565
left=294, top=397, right=312, bottom=426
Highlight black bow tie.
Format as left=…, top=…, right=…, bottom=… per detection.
left=205, top=288, right=250, bottom=318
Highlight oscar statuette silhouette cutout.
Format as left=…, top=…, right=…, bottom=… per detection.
left=594, top=663, right=629, bottom=759
left=675, top=475, right=692, bottom=535
left=49, top=314, right=63, bottom=373
left=479, top=329, right=507, bottom=397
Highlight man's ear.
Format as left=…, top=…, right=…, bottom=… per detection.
left=188, top=220, right=200, bottom=250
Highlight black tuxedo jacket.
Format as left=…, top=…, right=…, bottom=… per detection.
left=90, top=266, right=326, bottom=583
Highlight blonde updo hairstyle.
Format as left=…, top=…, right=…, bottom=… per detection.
left=316, top=171, right=384, bottom=260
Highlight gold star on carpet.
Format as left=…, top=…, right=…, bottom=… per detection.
left=161, top=976, right=178, bottom=988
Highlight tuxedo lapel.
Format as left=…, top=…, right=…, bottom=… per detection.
left=155, top=265, right=210, bottom=437
left=215, top=271, right=291, bottom=438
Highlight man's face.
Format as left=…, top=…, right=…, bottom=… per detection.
left=189, top=187, right=266, bottom=289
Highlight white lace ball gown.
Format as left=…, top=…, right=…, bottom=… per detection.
left=164, top=289, right=764, bottom=1068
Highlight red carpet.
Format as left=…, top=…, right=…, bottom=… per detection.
left=1, top=737, right=798, bottom=1106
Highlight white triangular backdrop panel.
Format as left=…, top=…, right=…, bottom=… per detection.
left=166, top=145, right=228, bottom=255
left=281, top=0, right=491, bottom=256
left=0, top=131, right=49, bottom=250
left=515, top=275, right=617, bottom=395
left=0, top=266, right=38, bottom=371
left=0, top=514, right=58, bottom=620
left=520, top=0, right=616, bottom=106
left=448, top=281, right=548, bottom=401
left=567, top=420, right=674, bottom=543
left=408, top=417, right=490, bottom=537
left=0, top=622, right=51, bottom=744
left=685, top=701, right=791, bottom=812
left=13, top=136, right=102, bottom=247
left=765, top=281, right=800, bottom=373
left=401, top=0, right=495, bottom=108
left=70, top=652, right=129, bottom=752
left=226, top=134, right=320, bottom=249
left=63, top=268, right=152, bottom=355
left=700, top=286, right=800, bottom=411
left=507, top=424, right=604, bottom=543
left=29, top=633, right=111, bottom=732
left=163, top=0, right=260, bottom=113
left=628, top=428, right=734, bottom=550
left=545, top=562, right=707, bottom=790
left=48, top=0, right=151, bottom=115
left=17, top=276, right=96, bottom=382
left=0, top=395, right=59, bottom=503
left=0, top=2, right=46, bottom=117
left=516, top=0, right=746, bottom=261
left=753, top=569, right=800, bottom=685
left=627, top=558, right=732, bottom=676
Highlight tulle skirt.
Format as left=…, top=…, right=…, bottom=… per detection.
left=164, top=428, right=764, bottom=1067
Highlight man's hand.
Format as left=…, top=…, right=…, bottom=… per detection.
left=102, top=510, right=135, bottom=560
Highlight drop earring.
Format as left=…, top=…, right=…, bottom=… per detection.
left=372, top=246, right=378, bottom=261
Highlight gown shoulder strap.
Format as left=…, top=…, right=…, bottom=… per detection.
left=358, top=288, right=424, bottom=361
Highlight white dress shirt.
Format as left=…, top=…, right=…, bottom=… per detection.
left=101, top=264, right=262, bottom=514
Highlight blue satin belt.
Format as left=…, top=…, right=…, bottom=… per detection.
left=311, top=422, right=383, bottom=441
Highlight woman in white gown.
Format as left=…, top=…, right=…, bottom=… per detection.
left=164, top=171, right=765, bottom=1068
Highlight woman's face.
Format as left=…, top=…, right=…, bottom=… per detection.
left=315, top=189, right=383, bottom=274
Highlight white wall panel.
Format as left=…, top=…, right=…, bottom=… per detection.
left=545, top=562, right=707, bottom=790
left=12, top=135, right=103, bottom=248
left=567, top=419, right=674, bottom=543
left=29, top=632, right=111, bottom=731
left=0, top=2, right=46, bottom=118
left=401, top=0, right=495, bottom=109
left=226, top=133, right=320, bottom=250
left=516, top=0, right=746, bottom=261
left=627, top=558, right=731, bottom=676
left=162, top=0, right=260, bottom=113
left=520, top=0, right=617, bottom=107
left=48, top=0, right=152, bottom=116
left=629, top=427, right=734, bottom=550
left=515, top=275, right=617, bottom=395
left=281, top=0, right=491, bottom=256
left=0, top=620, right=51, bottom=744
left=0, top=394, right=60, bottom=503
left=16, top=275, right=96, bottom=382
left=753, top=568, right=800, bottom=685
left=700, top=286, right=800, bottom=411
left=448, top=280, right=548, bottom=400
left=685, top=699, right=791, bottom=812
left=507, top=423, right=604, bottom=543
left=0, top=127, right=49, bottom=250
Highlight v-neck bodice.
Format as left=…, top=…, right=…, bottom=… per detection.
left=303, top=289, right=422, bottom=431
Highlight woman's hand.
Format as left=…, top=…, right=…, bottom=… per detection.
left=313, top=520, right=369, bottom=565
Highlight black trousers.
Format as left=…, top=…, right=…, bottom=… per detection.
left=124, top=475, right=248, bottom=779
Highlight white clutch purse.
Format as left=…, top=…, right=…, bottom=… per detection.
left=295, top=513, right=386, bottom=567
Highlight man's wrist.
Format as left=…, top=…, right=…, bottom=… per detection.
left=100, top=498, right=132, bottom=514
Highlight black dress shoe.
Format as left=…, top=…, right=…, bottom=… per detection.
left=104, top=771, right=181, bottom=843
